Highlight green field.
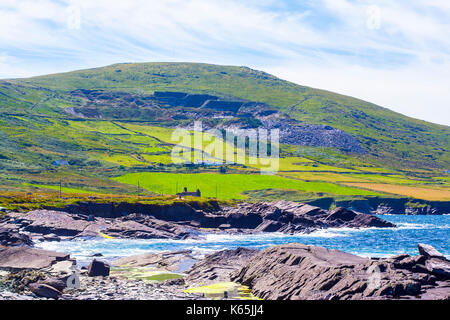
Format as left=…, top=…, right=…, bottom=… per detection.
left=113, top=172, right=384, bottom=200
left=0, top=114, right=448, bottom=200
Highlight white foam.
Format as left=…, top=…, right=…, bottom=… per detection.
left=34, top=215, right=450, bottom=263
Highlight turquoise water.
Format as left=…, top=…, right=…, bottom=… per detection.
left=37, top=215, right=450, bottom=264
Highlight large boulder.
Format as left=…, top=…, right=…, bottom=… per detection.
left=29, top=283, right=61, bottom=299
left=0, top=247, right=70, bottom=270
left=87, top=259, right=110, bottom=277
left=43, top=278, right=67, bottom=292
left=418, top=243, right=446, bottom=259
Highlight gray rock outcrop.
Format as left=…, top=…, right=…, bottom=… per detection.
left=230, top=243, right=450, bottom=300
left=222, top=201, right=395, bottom=232
left=1, top=210, right=193, bottom=241
left=186, top=248, right=258, bottom=286
left=0, top=247, right=70, bottom=270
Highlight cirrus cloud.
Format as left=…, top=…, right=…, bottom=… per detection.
left=0, top=0, right=449, bottom=125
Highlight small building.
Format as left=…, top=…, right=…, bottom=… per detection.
left=176, top=187, right=201, bottom=198
left=52, top=160, right=69, bottom=167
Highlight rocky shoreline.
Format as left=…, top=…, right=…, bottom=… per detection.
left=0, top=200, right=395, bottom=244
left=1, top=243, right=449, bottom=300
left=305, top=197, right=450, bottom=215
left=0, top=200, right=448, bottom=300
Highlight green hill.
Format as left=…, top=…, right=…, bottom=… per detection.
left=0, top=62, right=448, bottom=201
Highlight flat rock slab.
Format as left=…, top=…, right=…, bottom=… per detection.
left=43, top=260, right=75, bottom=274
left=425, top=258, right=450, bottom=278
left=4, top=210, right=193, bottom=240
left=112, top=250, right=197, bottom=272
left=0, top=247, right=70, bottom=270
left=418, top=243, right=446, bottom=259
left=186, top=247, right=258, bottom=286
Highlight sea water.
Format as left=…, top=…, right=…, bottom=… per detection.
left=36, top=215, right=450, bottom=265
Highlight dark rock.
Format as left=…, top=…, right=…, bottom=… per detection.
left=254, top=220, right=284, bottom=232
left=90, top=253, right=103, bottom=257
left=418, top=243, right=446, bottom=259
left=226, top=212, right=263, bottom=229
left=87, top=259, right=110, bottom=277
left=348, top=212, right=396, bottom=228
left=43, top=278, right=66, bottom=292
left=327, top=207, right=356, bottom=221
left=402, top=281, right=421, bottom=295
left=162, top=278, right=185, bottom=286
left=109, top=213, right=194, bottom=240
left=406, top=205, right=439, bottom=215
left=222, top=201, right=395, bottom=233
left=393, top=255, right=426, bottom=271
left=425, top=258, right=450, bottom=279
left=0, top=228, right=33, bottom=247
left=419, top=281, right=450, bottom=300
left=29, top=283, right=61, bottom=299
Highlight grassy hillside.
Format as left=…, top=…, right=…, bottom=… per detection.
left=4, top=62, right=446, bottom=170
left=0, top=62, right=448, bottom=201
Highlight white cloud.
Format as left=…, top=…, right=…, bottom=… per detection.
left=0, top=0, right=449, bottom=125
left=265, top=60, right=450, bottom=126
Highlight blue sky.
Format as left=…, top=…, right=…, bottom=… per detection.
left=1, top=0, right=449, bottom=125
